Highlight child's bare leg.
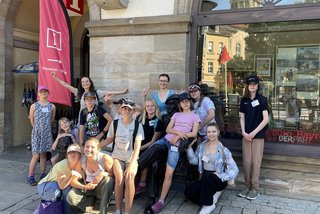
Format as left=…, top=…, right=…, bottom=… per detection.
left=28, top=153, right=40, bottom=176
left=113, top=159, right=125, bottom=211
left=39, top=152, right=47, bottom=174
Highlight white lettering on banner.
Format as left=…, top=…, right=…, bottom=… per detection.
left=46, top=28, right=62, bottom=51
left=266, top=129, right=320, bottom=144
left=70, top=0, right=81, bottom=11
left=278, top=135, right=311, bottom=144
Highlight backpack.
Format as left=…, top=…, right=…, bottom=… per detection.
left=111, top=119, right=140, bottom=152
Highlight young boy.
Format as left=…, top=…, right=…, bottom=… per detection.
left=100, top=99, right=144, bottom=214
left=79, top=91, right=113, bottom=146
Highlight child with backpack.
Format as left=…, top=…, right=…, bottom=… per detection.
left=79, top=91, right=113, bottom=146
left=27, top=85, right=56, bottom=186
left=100, top=99, right=144, bottom=214
left=51, top=117, right=78, bottom=165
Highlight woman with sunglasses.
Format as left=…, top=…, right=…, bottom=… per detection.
left=142, top=74, right=174, bottom=116
left=188, top=83, right=216, bottom=141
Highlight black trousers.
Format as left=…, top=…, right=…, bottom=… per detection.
left=185, top=170, right=227, bottom=206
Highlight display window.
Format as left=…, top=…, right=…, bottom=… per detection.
left=198, top=20, right=320, bottom=145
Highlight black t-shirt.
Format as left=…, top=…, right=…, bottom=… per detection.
left=239, top=94, right=268, bottom=139
left=141, top=116, right=164, bottom=147
left=80, top=105, right=107, bottom=137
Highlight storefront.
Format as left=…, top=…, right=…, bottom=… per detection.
left=190, top=0, right=320, bottom=157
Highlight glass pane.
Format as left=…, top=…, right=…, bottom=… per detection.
left=197, top=20, right=320, bottom=145
left=203, top=0, right=320, bottom=11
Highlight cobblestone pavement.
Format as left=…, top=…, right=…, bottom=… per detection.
left=0, top=148, right=319, bottom=214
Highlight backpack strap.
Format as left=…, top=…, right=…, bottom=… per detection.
left=111, top=119, right=119, bottom=153
left=132, top=120, right=140, bottom=149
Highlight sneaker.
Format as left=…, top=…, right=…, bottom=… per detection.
left=135, top=184, right=147, bottom=195
left=39, top=173, right=46, bottom=180
left=199, top=203, right=216, bottom=214
left=114, top=209, right=121, bottom=214
left=213, top=191, right=222, bottom=204
left=246, top=189, right=260, bottom=200
left=27, top=176, right=37, bottom=186
left=238, top=186, right=250, bottom=198
left=151, top=200, right=164, bottom=213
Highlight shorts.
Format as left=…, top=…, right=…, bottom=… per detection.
left=155, top=137, right=180, bottom=169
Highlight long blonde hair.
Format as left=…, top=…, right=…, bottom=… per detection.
left=58, top=117, right=71, bottom=134
left=140, top=99, right=162, bottom=125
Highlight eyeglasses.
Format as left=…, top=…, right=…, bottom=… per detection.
left=159, top=80, right=169, bottom=83
left=189, top=90, right=199, bottom=93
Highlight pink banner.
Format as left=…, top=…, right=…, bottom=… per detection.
left=38, top=0, right=72, bottom=106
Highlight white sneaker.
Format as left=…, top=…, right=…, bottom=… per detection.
left=199, top=203, right=216, bottom=214
left=213, top=191, right=222, bottom=204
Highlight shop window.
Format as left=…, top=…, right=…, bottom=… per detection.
left=198, top=20, right=320, bottom=145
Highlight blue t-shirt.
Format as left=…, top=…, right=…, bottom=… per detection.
left=151, top=89, right=174, bottom=115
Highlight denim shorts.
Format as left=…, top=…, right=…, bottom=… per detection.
left=155, top=137, right=180, bottom=169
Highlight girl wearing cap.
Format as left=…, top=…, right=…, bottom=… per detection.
left=67, top=138, right=114, bottom=214
left=238, top=75, right=269, bottom=200
left=142, top=73, right=175, bottom=116
left=188, top=83, right=216, bottom=141
left=37, top=144, right=82, bottom=214
left=150, top=92, right=201, bottom=213
left=51, top=117, right=78, bottom=165
left=27, top=86, right=56, bottom=186
left=185, top=123, right=239, bottom=214
left=101, top=99, right=144, bottom=214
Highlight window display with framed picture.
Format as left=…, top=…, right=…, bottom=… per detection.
left=254, top=54, right=274, bottom=77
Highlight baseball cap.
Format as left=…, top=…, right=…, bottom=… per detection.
left=113, top=98, right=126, bottom=105
left=246, top=75, right=259, bottom=84
left=67, top=144, right=81, bottom=154
left=188, top=83, right=201, bottom=92
left=38, top=85, right=49, bottom=92
left=83, top=91, right=96, bottom=99
left=179, top=92, right=192, bottom=102
left=121, top=99, right=136, bottom=109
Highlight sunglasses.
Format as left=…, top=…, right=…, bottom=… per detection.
left=122, top=100, right=135, bottom=107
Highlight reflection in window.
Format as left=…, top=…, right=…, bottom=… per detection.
left=208, top=41, right=213, bottom=53
left=236, top=43, right=241, bottom=57
left=208, top=62, right=213, bottom=73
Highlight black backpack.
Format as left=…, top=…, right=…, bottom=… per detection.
left=111, top=119, right=140, bottom=152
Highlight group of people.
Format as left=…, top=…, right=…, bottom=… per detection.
left=27, top=73, right=269, bottom=214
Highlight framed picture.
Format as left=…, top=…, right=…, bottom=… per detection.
left=254, top=54, right=273, bottom=77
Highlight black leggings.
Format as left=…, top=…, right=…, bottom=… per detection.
left=185, top=170, right=227, bottom=206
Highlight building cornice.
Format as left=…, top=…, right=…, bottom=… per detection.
left=85, top=15, right=192, bottom=37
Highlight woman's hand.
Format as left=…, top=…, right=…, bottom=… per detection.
left=188, top=138, right=197, bottom=148
left=242, top=131, right=252, bottom=141
left=95, top=132, right=104, bottom=140
left=85, top=182, right=98, bottom=190
left=176, top=131, right=188, bottom=140
left=169, top=136, right=180, bottom=145
left=124, top=161, right=138, bottom=181
left=142, top=86, right=149, bottom=97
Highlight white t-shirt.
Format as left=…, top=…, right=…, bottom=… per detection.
left=107, top=119, right=144, bottom=162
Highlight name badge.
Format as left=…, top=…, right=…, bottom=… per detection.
left=202, top=155, right=209, bottom=163
left=170, top=146, right=178, bottom=152
left=149, top=120, right=155, bottom=127
left=41, top=107, right=49, bottom=113
left=251, top=100, right=260, bottom=107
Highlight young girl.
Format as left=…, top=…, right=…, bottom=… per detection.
left=238, top=75, right=269, bottom=200
left=51, top=117, right=78, bottom=165
left=185, top=123, right=239, bottom=214
left=188, top=83, right=216, bottom=140
left=151, top=92, right=201, bottom=213
left=101, top=100, right=144, bottom=214
left=27, top=85, right=56, bottom=186
left=135, top=99, right=164, bottom=194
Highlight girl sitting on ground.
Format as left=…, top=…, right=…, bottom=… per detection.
left=51, top=117, right=78, bottom=165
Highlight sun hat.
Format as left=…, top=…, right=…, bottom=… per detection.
left=67, top=144, right=81, bottom=154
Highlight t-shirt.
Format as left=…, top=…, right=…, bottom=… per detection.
left=77, top=89, right=102, bottom=126
left=79, top=105, right=107, bottom=137
left=107, top=119, right=145, bottom=162
left=38, top=159, right=71, bottom=185
left=194, top=97, right=216, bottom=136
left=165, top=112, right=201, bottom=146
left=151, top=89, right=174, bottom=115
left=239, top=94, right=268, bottom=139
left=141, top=116, right=164, bottom=147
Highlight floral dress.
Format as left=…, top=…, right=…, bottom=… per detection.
left=31, top=102, right=54, bottom=154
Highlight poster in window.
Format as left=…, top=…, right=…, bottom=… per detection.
left=256, top=57, right=271, bottom=76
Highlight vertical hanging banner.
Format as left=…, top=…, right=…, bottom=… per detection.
left=38, top=0, right=73, bottom=106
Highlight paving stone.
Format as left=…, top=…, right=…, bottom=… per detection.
left=220, top=206, right=242, bottom=214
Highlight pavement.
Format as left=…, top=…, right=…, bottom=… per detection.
left=0, top=145, right=319, bottom=214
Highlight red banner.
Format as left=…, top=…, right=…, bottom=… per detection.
left=38, top=0, right=72, bottom=106
left=64, top=0, right=84, bottom=16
